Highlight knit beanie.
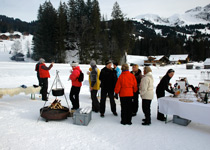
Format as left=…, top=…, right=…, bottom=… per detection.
left=105, top=60, right=112, bottom=65
left=39, top=58, right=45, bottom=63
left=71, top=61, right=78, bottom=67
left=90, top=60, right=96, bottom=67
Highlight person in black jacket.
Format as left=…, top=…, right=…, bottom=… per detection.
left=130, top=64, right=142, bottom=116
left=99, top=60, right=118, bottom=118
left=35, top=58, right=42, bottom=86
left=156, top=69, right=177, bottom=121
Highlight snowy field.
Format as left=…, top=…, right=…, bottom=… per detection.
left=0, top=52, right=210, bottom=150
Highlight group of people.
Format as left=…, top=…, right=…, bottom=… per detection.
left=35, top=58, right=178, bottom=126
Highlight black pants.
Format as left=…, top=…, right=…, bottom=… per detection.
left=70, top=86, right=81, bottom=109
left=91, top=90, right=100, bottom=112
left=142, top=99, right=152, bottom=123
left=132, top=92, right=139, bottom=114
left=41, top=78, right=48, bottom=100
left=157, top=106, right=165, bottom=120
left=120, top=97, right=132, bottom=124
left=100, top=88, right=116, bottom=114
left=156, top=92, right=165, bottom=120
left=37, top=74, right=42, bottom=86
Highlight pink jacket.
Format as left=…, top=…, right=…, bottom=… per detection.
left=70, top=66, right=82, bottom=87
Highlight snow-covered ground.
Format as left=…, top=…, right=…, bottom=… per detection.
left=0, top=52, right=210, bottom=150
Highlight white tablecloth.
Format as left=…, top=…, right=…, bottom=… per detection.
left=158, top=96, right=210, bottom=126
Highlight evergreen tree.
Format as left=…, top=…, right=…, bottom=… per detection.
left=111, top=2, right=123, bottom=20
left=57, top=2, right=68, bottom=63
left=90, top=0, right=101, bottom=62
left=100, top=16, right=110, bottom=64
left=11, top=40, right=22, bottom=55
left=110, top=2, right=131, bottom=63
left=32, top=5, right=44, bottom=60
left=33, top=1, right=57, bottom=62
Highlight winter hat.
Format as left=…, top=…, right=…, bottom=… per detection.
left=105, top=60, right=112, bottom=65
left=90, top=60, right=96, bottom=67
left=39, top=58, right=45, bottom=63
left=71, top=61, right=78, bottom=67
left=121, top=63, right=129, bottom=71
left=144, top=66, right=152, bottom=74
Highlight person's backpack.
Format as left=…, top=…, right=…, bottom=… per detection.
left=78, top=71, right=84, bottom=82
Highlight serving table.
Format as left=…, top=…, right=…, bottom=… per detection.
left=158, top=94, right=210, bottom=126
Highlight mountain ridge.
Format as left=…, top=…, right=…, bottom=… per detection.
left=135, top=3, right=210, bottom=26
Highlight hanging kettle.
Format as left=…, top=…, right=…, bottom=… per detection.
left=52, top=88, right=64, bottom=96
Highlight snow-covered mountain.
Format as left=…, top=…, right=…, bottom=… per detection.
left=135, top=4, right=210, bottom=26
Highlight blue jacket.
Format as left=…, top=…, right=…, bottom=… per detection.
left=115, top=67, right=121, bottom=78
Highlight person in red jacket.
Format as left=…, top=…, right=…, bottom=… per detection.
left=69, top=61, right=82, bottom=110
left=35, top=58, right=42, bottom=86
left=39, top=58, right=53, bottom=101
left=114, top=64, right=138, bottom=125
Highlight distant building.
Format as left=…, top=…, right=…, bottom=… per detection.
left=0, top=34, right=9, bottom=40
left=145, top=55, right=169, bottom=66
left=121, top=52, right=147, bottom=66
left=169, top=54, right=189, bottom=64
left=10, top=34, right=21, bottom=40
left=204, top=58, right=210, bottom=69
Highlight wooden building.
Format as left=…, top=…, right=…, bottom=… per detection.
left=169, top=54, right=189, bottom=64
left=204, top=58, right=210, bottom=69
left=144, top=55, right=169, bottom=66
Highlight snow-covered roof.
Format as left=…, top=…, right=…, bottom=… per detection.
left=126, top=55, right=147, bottom=66
left=204, top=58, right=210, bottom=65
left=169, top=54, right=188, bottom=61
left=0, top=32, right=22, bottom=36
left=155, top=55, right=165, bottom=60
left=150, top=55, right=166, bottom=61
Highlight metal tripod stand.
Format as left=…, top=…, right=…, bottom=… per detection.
left=37, top=70, right=70, bottom=122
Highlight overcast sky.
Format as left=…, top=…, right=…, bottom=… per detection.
left=0, top=0, right=209, bottom=22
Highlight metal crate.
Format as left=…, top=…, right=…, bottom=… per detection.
left=173, top=115, right=191, bottom=126
left=73, top=108, right=92, bottom=126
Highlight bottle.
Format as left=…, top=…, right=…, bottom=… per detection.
left=204, top=92, right=208, bottom=104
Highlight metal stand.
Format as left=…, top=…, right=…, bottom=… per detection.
left=37, top=70, right=70, bottom=122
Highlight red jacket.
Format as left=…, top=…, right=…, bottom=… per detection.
left=70, top=66, right=82, bottom=87
left=39, top=63, right=52, bottom=78
left=114, top=71, right=137, bottom=97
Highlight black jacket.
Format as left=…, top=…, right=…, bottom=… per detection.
left=156, top=74, right=174, bottom=98
left=90, top=66, right=97, bottom=87
left=130, top=69, right=142, bottom=88
left=99, top=67, right=117, bottom=91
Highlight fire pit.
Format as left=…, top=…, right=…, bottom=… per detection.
left=40, top=99, right=70, bottom=122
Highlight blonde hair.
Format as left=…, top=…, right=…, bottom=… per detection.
left=121, top=63, right=129, bottom=71
left=144, top=66, right=152, bottom=74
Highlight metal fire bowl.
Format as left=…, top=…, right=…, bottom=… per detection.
left=40, top=106, right=70, bottom=122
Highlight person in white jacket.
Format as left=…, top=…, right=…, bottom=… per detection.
left=139, top=66, right=154, bottom=125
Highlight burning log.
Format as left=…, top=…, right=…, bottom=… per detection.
left=40, top=99, right=70, bottom=122
left=48, top=99, right=64, bottom=110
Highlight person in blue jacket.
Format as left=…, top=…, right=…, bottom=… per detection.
left=113, top=62, right=121, bottom=99
left=113, top=62, right=121, bottom=78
